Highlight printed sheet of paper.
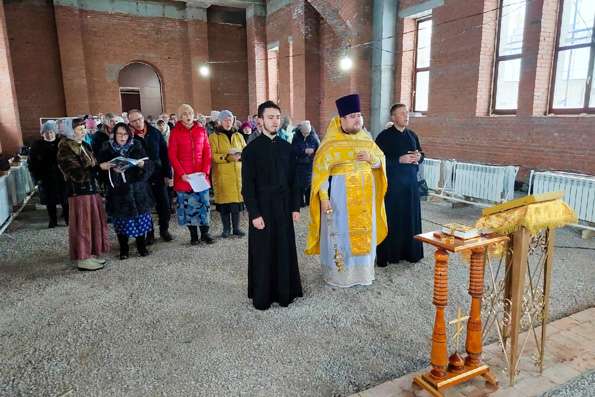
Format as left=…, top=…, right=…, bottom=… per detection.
left=187, top=172, right=210, bottom=192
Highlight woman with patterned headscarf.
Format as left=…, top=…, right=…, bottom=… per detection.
left=97, top=122, right=154, bottom=259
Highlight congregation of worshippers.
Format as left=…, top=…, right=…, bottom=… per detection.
left=27, top=93, right=423, bottom=311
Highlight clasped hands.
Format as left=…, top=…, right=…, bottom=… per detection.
left=399, top=150, right=421, bottom=164
left=252, top=212, right=300, bottom=230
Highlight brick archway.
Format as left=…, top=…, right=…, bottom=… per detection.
left=118, top=61, right=164, bottom=117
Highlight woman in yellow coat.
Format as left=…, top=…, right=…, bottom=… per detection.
left=209, top=110, right=247, bottom=237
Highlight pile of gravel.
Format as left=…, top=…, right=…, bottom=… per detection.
left=1, top=201, right=594, bottom=396
left=541, top=370, right=595, bottom=397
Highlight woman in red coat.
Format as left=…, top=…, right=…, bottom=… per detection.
left=168, top=104, right=215, bottom=245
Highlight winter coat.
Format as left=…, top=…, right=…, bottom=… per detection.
left=208, top=128, right=246, bottom=204
left=56, top=138, right=99, bottom=197
left=96, top=141, right=155, bottom=219
left=28, top=137, right=67, bottom=204
left=291, top=131, right=319, bottom=186
left=168, top=121, right=212, bottom=192
left=133, top=122, right=172, bottom=182
left=92, top=128, right=110, bottom=156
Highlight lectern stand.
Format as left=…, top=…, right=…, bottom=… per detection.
left=412, top=231, right=508, bottom=397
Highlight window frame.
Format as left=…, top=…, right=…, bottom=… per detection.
left=549, top=0, right=595, bottom=114
left=491, top=0, right=527, bottom=115
left=412, top=16, right=432, bottom=114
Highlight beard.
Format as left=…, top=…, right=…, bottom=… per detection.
left=263, top=125, right=278, bottom=135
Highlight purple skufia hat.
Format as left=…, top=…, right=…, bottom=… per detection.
left=335, top=94, right=361, bottom=117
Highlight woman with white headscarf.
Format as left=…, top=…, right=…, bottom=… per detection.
left=29, top=120, right=69, bottom=228
left=57, top=117, right=113, bottom=270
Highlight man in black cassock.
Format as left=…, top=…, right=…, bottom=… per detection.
left=375, top=103, right=424, bottom=266
left=241, top=100, right=303, bottom=310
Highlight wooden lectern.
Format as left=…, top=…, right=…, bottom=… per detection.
left=412, top=231, right=508, bottom=397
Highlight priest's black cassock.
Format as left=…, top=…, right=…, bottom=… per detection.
left=375, top=126, right=424, bottom=266
left=241, top=134, right=303, bottom=310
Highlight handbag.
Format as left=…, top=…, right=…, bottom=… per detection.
left=418, top=179, right=429, bottom=197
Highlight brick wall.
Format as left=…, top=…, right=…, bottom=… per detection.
left=4, top=0, right=64, bottom=146
left=394, top=0, right=595, bottom=179
left=208, top=21, right=249, bottom=119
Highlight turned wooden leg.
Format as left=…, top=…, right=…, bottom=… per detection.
left=430, top=248, right=449, bottom=380
left=465, top=246, right=486, bottom=368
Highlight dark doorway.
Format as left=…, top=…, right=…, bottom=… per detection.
left=120, top=88, right=141, bottom=113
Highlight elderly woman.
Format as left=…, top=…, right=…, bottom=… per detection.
left=277, top=115, right=293, bottom=143
left=209, top=110, right=246, bottom=237
left=97, top=122, right=154, bottom=259
left=168, top=104, right=214, bottom=245
left=291, top=121, right=320, bottom=207
left=57, top=118, right=112, bottom=270
left=29, top=120, right=69, bottom=228
left=239, top=121, right=252, bottom=144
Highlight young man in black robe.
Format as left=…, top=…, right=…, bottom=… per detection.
left=375, top=103, right=424, bottom=266
left=241, top=101, right=303, bottom=310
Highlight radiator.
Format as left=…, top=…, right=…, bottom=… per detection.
left=453, top=162, right=518, bottom=203
left=421, top=158, right=441, bottom=190
left=530, top=171, right=595, bottom=224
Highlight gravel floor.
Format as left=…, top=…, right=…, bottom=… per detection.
left=1, top=200, right=594, bottom=397
left=541, top=370, right=595, bottom=397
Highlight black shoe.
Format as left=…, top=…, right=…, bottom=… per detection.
left=201, top=234, right=215, bottom=244
left=117, top=234, right=129, bottom=260
left=188, top=226, right=199, bottom=245
left=221, top=230, right=231, bottom=238
left=136, top=236, right=149, bottom=256
left=146, top=230, right=155, bottom=246
left=200, top=226, right=215, bottom=244
left=48, top=221, right=57, bottom=229
left=230, top=212, right=244, bottom=237
left=377, top=261, right=388, bottom=268
left=160, top=229, right=173, bottom=242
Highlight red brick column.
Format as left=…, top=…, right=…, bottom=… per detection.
left=246, top=7, right=267, bottom=115
left=518, top=0, right=546, bottom=116
left=53, top=5, right=90, bottom=116
left=0, top=1, right=22, bottom=154
left=186, top=7, right=211, bottom=115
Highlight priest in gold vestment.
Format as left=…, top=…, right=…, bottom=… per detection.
left=306, top=94, right=388, bottom=287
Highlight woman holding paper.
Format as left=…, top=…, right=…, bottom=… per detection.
left=97, top=122, right=154, bottom=259
left=209, top=110, right=246, bottom=238
left=168, top=104, right=215, bottom=245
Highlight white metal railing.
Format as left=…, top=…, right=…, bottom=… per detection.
left=421, top=158, right=441, bottom=190
left=529, top=170, right=595, bottom=225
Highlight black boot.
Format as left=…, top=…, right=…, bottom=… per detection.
left=220, top=212, right=231, bottom=238
left=146, top=229, right=155, bottom=246
left=117, top=234, right=129, bottom=260
left=231, top=211, right=245, bottom=237
left=200, top=225, right=215, bottom=244
left=136, top=236, right=149, bottom=256
left=160, top=226, right=173, bottom=242
left=188, top=226, right=199, bottom=245
left=47, top=205, right=58, bottom=228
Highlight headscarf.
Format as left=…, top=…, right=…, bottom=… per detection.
left=109, top=122, right=135, bottom=156
left=40, top=120, right=57, bottom=135
left=217, top=110, right=234, bottom=122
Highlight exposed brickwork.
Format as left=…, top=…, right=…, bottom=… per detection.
left=0, top=0, right=22, bottom=154
left=395, top=0, right=595, bottom=178
left=207, top=21, right=249, bottom=118
left=4, top=0, right=65, bottom=146
left=0, top=0, right=593, bottom=179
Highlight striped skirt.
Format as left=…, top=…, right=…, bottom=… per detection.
left=68, top=194, right=111, bottom=260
